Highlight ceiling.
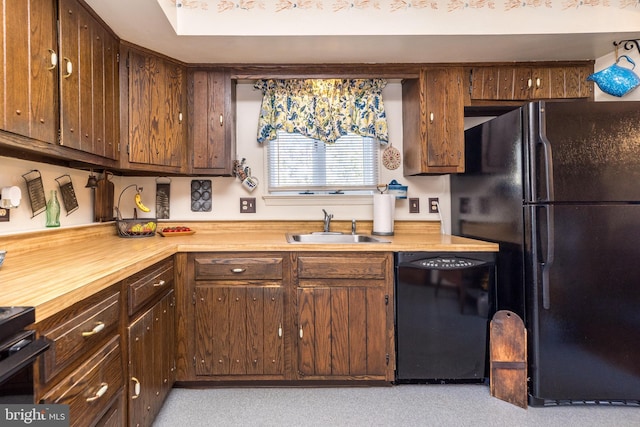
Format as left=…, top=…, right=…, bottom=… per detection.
left=84, top=0, right=640, bottom=65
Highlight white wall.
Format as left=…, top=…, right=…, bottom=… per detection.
left=0, top=81, right=448, bottom=235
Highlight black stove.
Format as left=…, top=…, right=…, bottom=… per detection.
left=0, top=306, right=48, bottom=403
left=0, top=307, right=35, bottom=342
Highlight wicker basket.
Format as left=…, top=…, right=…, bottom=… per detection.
left=116, top=218, right=157, bottom=238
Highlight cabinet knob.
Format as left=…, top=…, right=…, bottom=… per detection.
left=536, top=77, right=542, bottom=88
left=527, top=78, right=533, bottom=89
left=218, top=359, right=223, bottom=364
left=15, top=110, right=21, bottom=115
left=219, top=114, right=223, bottom=126
left=253, top=359, right=258, bottom=364
left=278, top=324, right=283, bottom=338
left=429, top=112, right=434, bottom=123
left=235, top=297, right=240, bottom=302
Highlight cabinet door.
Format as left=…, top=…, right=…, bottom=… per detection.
left=59, top=0, right=118, bottom=158
left=423, top=68, right=464, bottom=172
left=2, top=0, right=57, bottom=143
left=128, top=307, right=152, bottom=427
left=91, top=24, right=119, bottom=160
left=194, top=285, right=284, bottom=377
left=402, top=67, right=464, bottom=175
left=190, top=70, right=236, bottom=175
left=129, top=50, right=185, bottom=168
left=297, top=286, right=387, bottom=379
left=128, top=290, right=175, bottom=427
left=564, top=65, right=594, bottom=99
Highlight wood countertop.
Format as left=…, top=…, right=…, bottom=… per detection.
left=0, top=221, right=498, bottom=322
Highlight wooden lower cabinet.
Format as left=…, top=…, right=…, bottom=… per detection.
left=296, top=286, right=388, bottom=379
left=181, top=252, right=288, bottom=381
left=127, top=289, right=175, bottom=427
left=294, top=252, right=394, bottom=381
left=194, top=285, right=284, bottom=376
left=177, top=251, right=394, bottom=384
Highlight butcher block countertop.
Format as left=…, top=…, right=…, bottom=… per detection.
left=0, top=220, right=498, bottom=322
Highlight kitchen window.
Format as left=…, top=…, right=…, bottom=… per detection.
left=267, top=131, right=378, bottom=194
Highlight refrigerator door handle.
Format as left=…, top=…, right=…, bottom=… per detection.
left=540, top=204, right=555, bottom=309
left=537, top=105, right=555, bottom=203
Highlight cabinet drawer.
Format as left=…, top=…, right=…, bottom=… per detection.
left=126, top=258, right=174, bottom=315
left=41, top=336, right=123, bottom=427
left=194, top=256, right=283, bottom=280
left=40, top=289, right=121, bottom=383
left=297, top=255, right=388, bottom=280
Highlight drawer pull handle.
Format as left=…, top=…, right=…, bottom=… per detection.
left=278, top=324, right=283, bottom=338
left=131, top=377, right=141, bottom=399
left=219, top=114, right=223, bottom=126
left=299, top=327, right=303, bottom=339
left=231, top=268, right=246, bottom=274
left=86, top=382, right=108, bottom=402
left=82, top=322, right=105, bottom=337
left=153, top=279, right=166, bottom=287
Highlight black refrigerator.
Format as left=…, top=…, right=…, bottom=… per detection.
left=450, top=101, right=640, bottom=406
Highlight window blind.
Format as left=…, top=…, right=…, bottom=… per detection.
left=268, top=131, right=378, bottom=193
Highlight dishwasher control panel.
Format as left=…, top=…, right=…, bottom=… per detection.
left=414, top=257, right=485, bottom=269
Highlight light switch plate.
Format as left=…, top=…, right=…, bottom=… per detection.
left=409, top=198, right=420, bottom=213
left=240, top=197, right=256, bottom=213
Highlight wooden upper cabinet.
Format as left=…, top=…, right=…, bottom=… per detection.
left=188, top=69, right=236, bottom=175
left=1, top=0, right=57, bottom=143
left=470, top=63, right=594, bottom=102
left=128, top=49, right=186, bottom=170
left=402, top=67, right=465, bottom=175
left=58, top=0, right=119, bottom=159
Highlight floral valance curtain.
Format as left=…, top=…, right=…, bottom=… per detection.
left=254, top=78, right=389, bottom=145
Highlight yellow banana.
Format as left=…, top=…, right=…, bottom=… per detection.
left=134, top=192, right=151, bottom=212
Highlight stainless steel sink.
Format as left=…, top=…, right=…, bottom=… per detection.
left=285, top=232, right=391, bottom=244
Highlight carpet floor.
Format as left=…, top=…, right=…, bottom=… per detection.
left=153, top=384, right=640, bottom=427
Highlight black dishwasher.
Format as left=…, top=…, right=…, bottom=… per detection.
left=395, top=252, right=496, bottom=383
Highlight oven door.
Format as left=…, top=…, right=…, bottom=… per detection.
left=0, top=330, right=49, bottom=403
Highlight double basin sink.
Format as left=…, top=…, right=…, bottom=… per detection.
left=286, top=232, right=391, bottom=244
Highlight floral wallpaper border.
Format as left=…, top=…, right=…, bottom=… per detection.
left=170, top=0, right=639, bottom=13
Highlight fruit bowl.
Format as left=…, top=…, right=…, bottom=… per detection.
left=116, top=218, right=157, bottom=238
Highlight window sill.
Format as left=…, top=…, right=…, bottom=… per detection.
left=262, top=193, right=373, bottom=206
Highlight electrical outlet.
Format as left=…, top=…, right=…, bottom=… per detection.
left=0, top=207, right=9, bottom=222
left=409, top=198, right=420, bottom=214
left=240, top=197, right=256, bottom=213
left=429, top=198, right=439, bottom=213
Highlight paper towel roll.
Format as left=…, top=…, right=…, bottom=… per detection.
left=373, top=193, right=395, bottom=235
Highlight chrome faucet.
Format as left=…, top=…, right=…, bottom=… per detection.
left=322, top=209, right=333, bottom=233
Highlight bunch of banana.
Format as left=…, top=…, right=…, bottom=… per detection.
left=134, top=191, right=151, bottom=212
